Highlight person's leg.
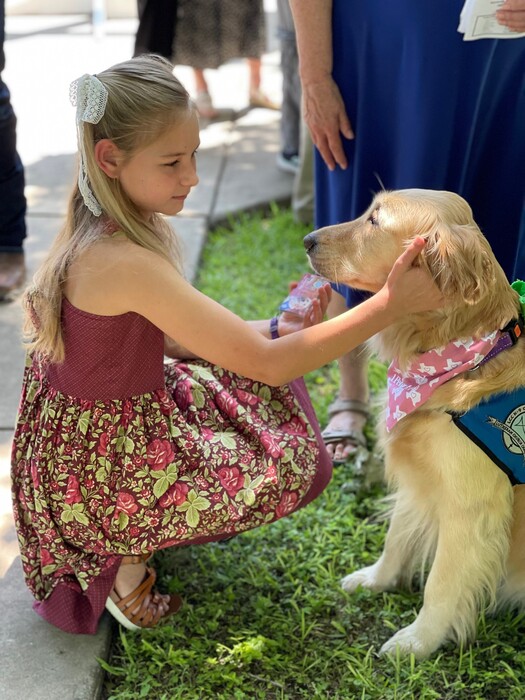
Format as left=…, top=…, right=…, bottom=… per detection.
left=193, top=67, right=208, bottom=94
left=321, top=291, right=370, bottom=464
left=292, top=114, right=314, bottom=224
left=277, top=33, right=301, bottom=173
left=0, top=0, right=26, bottom=300
left=247, top=56, right=261, bottom=93
left=193, top=68, right=218, bottom=119
left=133, top=0, right=178, bottom=58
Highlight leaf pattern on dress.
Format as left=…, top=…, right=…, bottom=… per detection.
left=11, top=358, right=320, bottom=601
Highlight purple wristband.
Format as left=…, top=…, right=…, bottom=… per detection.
left=270, top=316, right=279, bottom=339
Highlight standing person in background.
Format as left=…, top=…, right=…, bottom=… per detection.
left=0, top=0, right=26, bottom=301
left=133, top=0, right=178, bottom=59
left=290, top=0, right=525, bottom=465
left=276, top=0, right=314, bottom=225
left=173, top=0, right=278, bottom=119
left=275, top=0, right=300, bottom=175
left=291, top=115, right=315, bottom=226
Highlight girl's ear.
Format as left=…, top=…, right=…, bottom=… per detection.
left=94, top=139, right=122, bottom=179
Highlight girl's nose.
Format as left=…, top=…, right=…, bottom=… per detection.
left=180, top=160, right=199, bottom=187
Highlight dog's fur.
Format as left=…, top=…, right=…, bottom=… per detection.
left=305, top=189, right=525, bottom=659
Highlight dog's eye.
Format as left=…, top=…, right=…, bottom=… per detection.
left=368, top=211, right=378, bottom=226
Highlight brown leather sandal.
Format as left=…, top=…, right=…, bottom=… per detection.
left=105, top=555, right=182, bottom=631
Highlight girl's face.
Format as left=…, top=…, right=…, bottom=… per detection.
left=117, top=111, right=200, bottom=218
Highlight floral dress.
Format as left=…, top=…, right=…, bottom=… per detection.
left=11, top=299, right=331, bottom=633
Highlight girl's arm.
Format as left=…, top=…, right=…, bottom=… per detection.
left=113, top=238, right=442, bottom=386
left=163, top=285, right=331, bottom=357
left=164, top=336, right=199, bottom=359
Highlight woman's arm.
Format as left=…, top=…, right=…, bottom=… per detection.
left=113, top=238, right=442, bottom=387
left=289, top=0, right=333, bottom=86
left=289, top=0, right=353, bottom=170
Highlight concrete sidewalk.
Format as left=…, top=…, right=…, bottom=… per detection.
left=0, top=12, right=295, bottom=700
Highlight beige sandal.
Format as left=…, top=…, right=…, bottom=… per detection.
left=194, top=91, right=219, bottom=119
left=321, top=398, right=369, bottom=465
left=249, top=88, right=280, bottom=111
left=105, top=554, right=182, bottom=631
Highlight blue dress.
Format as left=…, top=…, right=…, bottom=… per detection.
left=315, top=0, right=525, bottom=306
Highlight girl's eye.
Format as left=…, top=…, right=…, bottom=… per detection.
left=192, top=149, right=198, bottom=158
left=166, top=160, right=179, bottom=167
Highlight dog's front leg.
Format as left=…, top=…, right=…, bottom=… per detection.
left=380, top=466, right=513, bottom=660
left=341, top=489, right=431, bottom=594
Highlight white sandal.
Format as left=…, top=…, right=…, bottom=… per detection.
left=194, top=91, right=218, bottom=119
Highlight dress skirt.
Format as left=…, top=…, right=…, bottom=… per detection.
left=12, top=348, right=331, bottom=634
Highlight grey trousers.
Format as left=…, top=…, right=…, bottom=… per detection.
left=293, top=117, right=314, bottom=226
left=277, top=0, right=313, bottom=225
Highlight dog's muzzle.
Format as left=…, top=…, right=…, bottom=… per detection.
left=303, top=232, right=318, bottom=254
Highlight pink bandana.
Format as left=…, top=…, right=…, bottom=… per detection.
left=386, top=331, right=501, bottom=431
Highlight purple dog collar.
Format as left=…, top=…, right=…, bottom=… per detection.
left=477, top=316, right=523, bottom=367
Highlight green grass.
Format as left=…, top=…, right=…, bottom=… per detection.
left=103, top=205, right=525, bottom=700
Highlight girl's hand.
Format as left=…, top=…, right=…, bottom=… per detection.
left=382, top=237, right=444, bottom=317
left=278, top=282, right=332, bottom=335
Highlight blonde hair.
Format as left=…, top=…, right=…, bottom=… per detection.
left=23, top=55, right=193, bottom=363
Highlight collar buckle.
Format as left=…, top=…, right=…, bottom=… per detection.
left=501, top=316, right=524, bottom=345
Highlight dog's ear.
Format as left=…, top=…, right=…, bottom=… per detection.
left=419, top=223, right=495, bottom=305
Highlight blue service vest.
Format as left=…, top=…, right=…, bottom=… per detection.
left=451, top=389, right=525, bottom=485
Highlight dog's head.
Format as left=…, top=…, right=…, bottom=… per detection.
left=304, top=189, right=502, bottom=308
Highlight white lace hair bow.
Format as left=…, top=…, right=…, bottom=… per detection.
left=69, top=74, right=109, bottom=216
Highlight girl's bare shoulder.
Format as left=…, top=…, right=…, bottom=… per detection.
left=64, top=234, right=173, bottom=314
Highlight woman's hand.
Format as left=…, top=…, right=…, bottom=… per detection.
left=496, top=0, right=525, bottom=31
left=302, top=78, right=354, bottom=171
left=381, top=237, right=444, bottom=318
left=278, top=281, right=332, bottom=336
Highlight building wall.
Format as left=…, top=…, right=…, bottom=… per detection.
left=6, top=0, right=136, bottom=18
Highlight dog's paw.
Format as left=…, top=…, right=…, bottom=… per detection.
left=341, top=563, right=387, bottom=593
left=379, top=623, right=439, bottom=660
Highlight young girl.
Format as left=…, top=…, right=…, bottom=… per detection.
left=11, top=55, right=442, bottom=635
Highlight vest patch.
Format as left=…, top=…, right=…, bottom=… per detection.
left=451, top=390, right=525, bottom=485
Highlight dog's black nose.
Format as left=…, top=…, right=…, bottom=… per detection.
left=303, top=232, right=317, bottom=254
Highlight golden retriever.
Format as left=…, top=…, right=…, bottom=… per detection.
left=304, top=189, right=525, bottom=659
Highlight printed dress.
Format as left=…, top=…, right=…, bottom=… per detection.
left=11, top=299, right=331, bottom=633
left=173, top=0, right=266, bottom=69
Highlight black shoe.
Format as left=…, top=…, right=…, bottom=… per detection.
left=0, top=252, right=26, bottom=301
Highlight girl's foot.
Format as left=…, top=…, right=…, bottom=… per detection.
left=105, top=555, right=182, bottom=630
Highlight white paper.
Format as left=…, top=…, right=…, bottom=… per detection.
left=458, top=0, right=525, bottom=40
